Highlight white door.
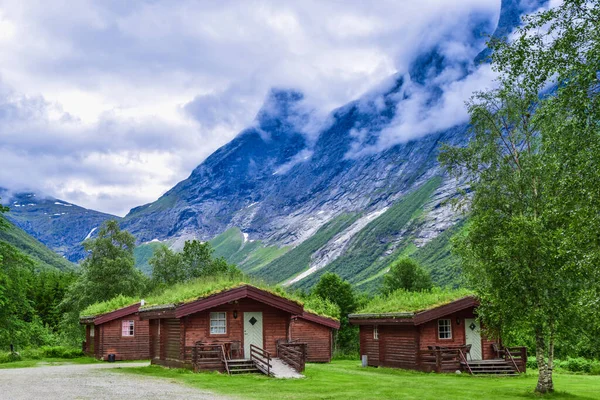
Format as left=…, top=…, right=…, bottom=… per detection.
left=243, top=312, right=263, bottom=358
left=465, top=318, right=482, bottom=360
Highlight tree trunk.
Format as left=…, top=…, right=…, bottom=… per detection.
left=535, top=327, right=554, bottom=393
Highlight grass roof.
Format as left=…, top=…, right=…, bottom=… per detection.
left=354, top=287, right=474, bottom=316
left=80, top=276, right=340, bottom=321
left=80, top=294, right=139, bottom=318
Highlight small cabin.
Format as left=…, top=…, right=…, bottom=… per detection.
left=80, top=303, right=150, bottom=361
left=349, top=296, right=527, bottom=374
left=139, top=284, right=340, bottom=373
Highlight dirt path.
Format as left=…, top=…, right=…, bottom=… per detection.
left=0, top=362, right=231, bottom=400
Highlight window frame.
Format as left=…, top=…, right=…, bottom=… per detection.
left=437, top=319, right=452, bottom=340
left=121, top=320, right=135, bottom=337
left=373, top=325, right=379, bottom=340
left=209, top=312, right=227, bottom=336
left=89, top=325, right=95, bottom=337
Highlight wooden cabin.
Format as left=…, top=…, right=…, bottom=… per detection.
left=80, top=303, right=150, bottom=361
left=139, top=285, right=340, bottom=373
left=349, top=296, right=527, bottom=375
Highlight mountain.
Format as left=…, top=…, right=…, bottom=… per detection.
left=0, top=190, right=118, bottom=262
left=1, top=0, right=546, bottom=288
left=0, top=216, right=74, bottom=271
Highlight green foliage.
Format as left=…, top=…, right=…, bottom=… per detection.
left=80, top=294, right=139, bottom=318
left=312, top=273, right=359, bottom=353
left=382, top=257, right=432, bottom=294
left=297, top=178, right=441, bottom=289
left=0, top=346, right=84, bottom=364
left=439, top=2, right=600, bottom=393
left=148, top=241, right=242, bottom=289
left=60, top=220, right=146, bottom=344
left=257, top=213, right=360, bottom=284
left=302, top=295, right=340, bottom=321
left=133, top=242, right=164, bottom=275
left=357, top=287, right=473, bottom=315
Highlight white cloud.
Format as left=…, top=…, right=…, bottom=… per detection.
left=0, top=0, right=501, bottom=215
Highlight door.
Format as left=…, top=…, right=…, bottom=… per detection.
left=243, top=312, right=263, bottom=358
left=465, top=318, right=482, bottom=360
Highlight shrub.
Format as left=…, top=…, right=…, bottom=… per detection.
left=0, top=352, right=22, bottom=363
left=527, top=356, right=600, bottom=375
left=40, top=346, right=84, bottom=359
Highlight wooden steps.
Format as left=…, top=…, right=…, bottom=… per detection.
left=462, top=359, right=520, bottom=375
left=227, top=359, right=260, bottom=374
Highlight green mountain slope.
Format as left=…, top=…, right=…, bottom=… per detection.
left=208, top=228, right=290, bottom=273
left=293, top=177, right=442, bottom=290
left=255, top=213, right=361, bottom=284
left=133, top=241, right=165, bottom=275
left=0, top=217, right=75, bottom=271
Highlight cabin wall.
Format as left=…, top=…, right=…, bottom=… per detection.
left=96, top=314, right=149, bottom=361
left=379, top=325, right=420, bottom=369
left=419, top=309, right=498, bottom=360
left=183, top=298, right=290, bottom=362
left=359, top=325, right=380, bottom=366
left=290, top=318, right=333, bottom=362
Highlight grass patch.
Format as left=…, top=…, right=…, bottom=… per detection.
left=118, top=360, right=600, bottom=400
left=356, top=287, right=473, bottom=315
left=80, top=294, right=139, bottom=318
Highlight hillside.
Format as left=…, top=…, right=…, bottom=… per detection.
left=1, top=190, right=118, bottom=262
left=0, top=216, right=74, bottom=271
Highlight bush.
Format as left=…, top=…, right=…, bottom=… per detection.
left=39, top=346, right=84, bottom=359
left=526, top=356, right=600, bottom=375
left=0, top=352, right=22, bottom=363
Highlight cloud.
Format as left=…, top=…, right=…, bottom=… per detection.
left=0, top=0, right=501, bottom=215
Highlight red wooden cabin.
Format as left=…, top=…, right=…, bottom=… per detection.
left=349, top=296, right=527, bottom=375
left=80, top=303, right=150, bottom=361
left=139, top=285, right=339, bottom=373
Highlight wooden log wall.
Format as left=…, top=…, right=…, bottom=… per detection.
left=95, top=315, right=150, bottom=361
left=290, top=318, right=333, bottom=362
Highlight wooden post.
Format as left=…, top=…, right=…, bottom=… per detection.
left=436, top=350, right=442, bottom=373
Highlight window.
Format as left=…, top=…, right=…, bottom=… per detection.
left=438, top=319, right=452, bottom=339
left=373, top=325, right=379, bottom=340
left=89, top=325, right=95, bottom=337
left=210, top=312, right=227, bottom=335
left=122, top=320, right=134, bottom=337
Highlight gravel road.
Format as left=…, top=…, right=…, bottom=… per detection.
left=0, top=362, right=231, bottom=400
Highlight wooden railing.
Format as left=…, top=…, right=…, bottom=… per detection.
left=504, top=346, right=527, bottom=373
left=458, top=348, right=473, bottom=375
left=192, top=343, right=226, bottom=372
left=417, top=348, right=462, bottom=373
left=277, top=342, right=307, bottom=372
left=250, top=344, right=272, bottom=376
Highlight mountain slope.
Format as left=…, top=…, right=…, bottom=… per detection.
left=1, top=191, right=118, bottom=262
left=0, top=216, right=74, bottom=271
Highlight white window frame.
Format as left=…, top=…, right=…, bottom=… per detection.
left=89, top=325, right=95, bottom=337
left=122, top=320, right=135, bottom=337
left=373, top=325, right=379, bottom=340
left=210, top=312, right=227, bottom=335
left=438, top=319, right=452, bottom=340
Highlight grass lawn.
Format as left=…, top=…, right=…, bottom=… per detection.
left=118, top=360, right=600, bottom=399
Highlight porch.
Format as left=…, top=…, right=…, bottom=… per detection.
left=189, top=340, right=308, bottom=378
left=417, top=345, right=527, bottom=375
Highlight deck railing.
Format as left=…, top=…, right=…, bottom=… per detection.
left=250, top=344, right=272, bottom=376
left=417, top=348, right=462, bottom=373
left=504, top=346, right=527, bottom=373
left=277, top=342, right=307, bottom=372
left=192, top=343, right=226, bottom=372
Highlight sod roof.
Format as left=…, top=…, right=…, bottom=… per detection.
left=80, top=277, right=340, bottom=321
left=351, top=288, right=474, bottom=318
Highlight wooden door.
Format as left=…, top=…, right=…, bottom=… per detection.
left=465, top=318, right=482, bottom=360
left=243, top=312, right=263, bottom=358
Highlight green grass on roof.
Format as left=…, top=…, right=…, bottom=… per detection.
left=80, top=276, right=341, bottom=321
left=142, top=276, right=340, bottom=321
left=80, top=295, right=139, bottom=318
left=356, top=287, right=474, bottom=315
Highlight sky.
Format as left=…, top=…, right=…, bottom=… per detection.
left=0, top=0, right=503, bottom=216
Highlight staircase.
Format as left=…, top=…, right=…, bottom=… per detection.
left=462, top=359, right=520, bottom=375
left=227, top=359, right=260, bottom=375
